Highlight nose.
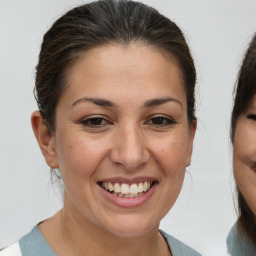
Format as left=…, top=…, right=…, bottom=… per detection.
left=110, top=124, right=150, bottom=171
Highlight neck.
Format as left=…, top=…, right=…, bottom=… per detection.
left=61, top=209, right=170, bottom=256
left=41, top=204, right=171, bottom=256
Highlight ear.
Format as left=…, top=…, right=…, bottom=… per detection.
left=186, top=120, right=197, bottom=167
left=31, top=111, right=58, bottom=169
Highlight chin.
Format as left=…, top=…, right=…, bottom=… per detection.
left=101, top=214, right=160, bottom=238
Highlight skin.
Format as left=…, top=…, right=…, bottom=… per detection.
left=32, top=44, right=196, bottom=256
left=234, top=94, right=256, bottom=216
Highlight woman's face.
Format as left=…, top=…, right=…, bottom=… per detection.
left=45, top=44, right=196, bottom=236
left=234, top=94, right=256, bottom=216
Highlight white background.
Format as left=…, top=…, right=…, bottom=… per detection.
left=1, top=1, right=256, bottom=255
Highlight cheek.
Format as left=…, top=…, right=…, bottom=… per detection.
left=152, top=134, right=188, bottom=213
left=235, top=166, right=256, bottom=216
left=233, top=136, right=249, bottom=192
left=233, top=125, right=256, bottom=215
left=150, top=130, right=190, bottom=177
left=234, top=122, right=256, bottom=160
left=56, top=130, right=108, bottom=179
left=233, top=126, right=256, bottom=180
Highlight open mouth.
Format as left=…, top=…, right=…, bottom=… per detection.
left=98, top=181, right=157, bottom=199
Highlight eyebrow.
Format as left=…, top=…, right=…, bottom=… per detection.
left=144, top=97, right=182, bottom=108
left=70, top=96, right=182, bottom=109
left=71, top=97, right=117, bottom=108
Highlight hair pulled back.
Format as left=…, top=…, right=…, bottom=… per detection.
left=231, top=34, right=256, bottom=244
left=35, top=0, right=196, bottom=130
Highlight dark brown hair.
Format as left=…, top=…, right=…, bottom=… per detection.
left=35, top=0, right=196, bottom=131
left=231, top=34, right=256, bottom=243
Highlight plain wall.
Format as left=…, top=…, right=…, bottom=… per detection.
left=1, top=1, right=256, bottom=255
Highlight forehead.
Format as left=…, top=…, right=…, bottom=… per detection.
left=68, top=43, right=183, bottom=79
left=61, top=43, right=186, bottom=106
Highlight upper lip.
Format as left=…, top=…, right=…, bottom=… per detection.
left=98, top=177, right=158, bottom=185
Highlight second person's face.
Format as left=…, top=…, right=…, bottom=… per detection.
left=234, top=94, right=256, bottom=216
left=50, top=44, right=196, bottom=237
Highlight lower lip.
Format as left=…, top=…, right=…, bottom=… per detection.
left=98, top=184, right=157, bottom=208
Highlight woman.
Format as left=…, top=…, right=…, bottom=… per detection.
left=0, top=0, right=200, bottom=255
left=227, top=34, right=256, bottom=255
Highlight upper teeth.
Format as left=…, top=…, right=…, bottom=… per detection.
left=101, top=181, right=152, bottom=195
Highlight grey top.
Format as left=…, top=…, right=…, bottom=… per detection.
left=226, top=221, right=256, bottom=256
left=4, top=226, right=202, bottom=256
left=19, top=226, right=56, bottom=256
left=160, top=230, right=202, bottom=256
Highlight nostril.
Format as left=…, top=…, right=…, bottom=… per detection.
left=109, top=131, right=149, bottom=170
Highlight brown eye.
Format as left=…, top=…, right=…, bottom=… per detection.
left=80, top=117, right=111, bottom=127
left=147, top=115, right=176, bottom=126
left=152, top=117, right=168, bottom=125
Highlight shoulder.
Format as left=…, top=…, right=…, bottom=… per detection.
left=227, top=221, right=256, bottom=256
left=160, top=230, right=202, bottom=256
left=1, top=226, right=56, bottom=256
left=0, top=242, right=22, bottom=256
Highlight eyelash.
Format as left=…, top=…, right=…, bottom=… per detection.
left=247, top=114, right=256, bottom=121
left=145, top=115, right=177, bottom=126
left=79, top=115, right=176, bottom=129
left=79, top=117, right=112, bottom=127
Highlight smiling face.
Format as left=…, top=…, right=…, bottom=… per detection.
left=38, top=44, right=196, bottom=237
left=234, top=94, right=256, bottom=216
